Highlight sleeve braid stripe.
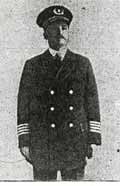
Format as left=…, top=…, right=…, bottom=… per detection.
left=17, top=128, right=30, bottom=134
left=18, top=131, right=30, bottom=136
left=90, top=121, right=101, bottom=125
left=17, top=123, right=29, bottom=128
left=90, top=124, right=101, bottom=128
left=90, top=128, right=101, bottom=134
left=17, top=126, right=29, bottom=131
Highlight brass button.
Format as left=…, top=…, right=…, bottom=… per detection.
left=50, top=107, right=55, bottom=111
left=50, top=90, right=55, bottom=95
left=69, top=89, right=73, bottom=95
left=51, top=123, right=55, bottom=128
left=69, top=123, right=74, bottom=128
left=69, top=106, right=74, bottom=111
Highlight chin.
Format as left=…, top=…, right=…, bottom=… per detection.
left=59, top=41, right=67, bottom=47
left=60, top=38, right=66, bottom=44
left=51, top=41, right=67, bottom=50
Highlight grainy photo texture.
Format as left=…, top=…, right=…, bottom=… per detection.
left=0, top=0, right=120, bottom=181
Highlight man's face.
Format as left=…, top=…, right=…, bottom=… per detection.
left=44, top=20, right=69, bottom=50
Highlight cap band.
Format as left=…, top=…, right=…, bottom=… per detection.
left=36, top=5, right=73, bottom=28
left=43, top=16, right=70, bottom=28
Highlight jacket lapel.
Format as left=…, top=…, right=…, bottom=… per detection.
left=41, top=49, right=76, bottom=81
left=56, top=49, right=76, bottom=81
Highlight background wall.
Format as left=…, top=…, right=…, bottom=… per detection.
left=0, top=0, right=120, bottom=180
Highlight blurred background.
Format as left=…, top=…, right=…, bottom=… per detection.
left=0, top=0, right=120, bottom=180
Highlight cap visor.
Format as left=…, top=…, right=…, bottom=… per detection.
left=43, top=16, right=69, bottom=28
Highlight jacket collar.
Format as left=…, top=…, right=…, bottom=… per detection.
left=41, top=48, right=76, bottom=81
left=49, top=47, right=67, bottom=61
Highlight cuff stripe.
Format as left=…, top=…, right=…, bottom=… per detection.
left=18, top=131, right=30, bottom=136
left=90, top=123, right=101, bottom=127
left=90, top=129, right=101, bottom=134
left=18, top=123, right=29, bottom=127
left=90, top=125, right=101, bottom=128
left=90, top=121, right=101, bottom=125
left=90, top=126, right=101, bottom=130
left=17, top=123, right=30, bottom=136
left=90, top=121, right=101, bottom=128
left=90, top=127, right=101, bottom=131
left=17, top=129, right=30, bottom=133
left=17, top=124, right=29, bottom=131
left=90, top=128, right=101, bottom=131
left=18, top=131, right=30, bottom=135
left=17, top=126, right=29, bottom=130
left=89, top=121, right=101, bottom=134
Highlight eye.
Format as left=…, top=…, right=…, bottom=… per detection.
left=62, top=25, right=68, bottom=30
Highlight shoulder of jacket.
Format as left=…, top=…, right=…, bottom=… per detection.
left=69, top=50, right=91, bottom=66
left=25, top=50, right=48, bottom=66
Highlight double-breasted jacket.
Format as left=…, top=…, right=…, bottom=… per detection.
left=17, top=49, right=101, bottom=171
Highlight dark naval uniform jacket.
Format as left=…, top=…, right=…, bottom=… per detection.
left=17, top=49, right=101, bottom=171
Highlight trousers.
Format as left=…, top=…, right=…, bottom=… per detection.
left=33, top=167, right=85, bottom=181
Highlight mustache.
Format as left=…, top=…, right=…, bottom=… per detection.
left=57, top=35, right=66, bottom=39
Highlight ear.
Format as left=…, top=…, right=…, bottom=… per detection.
left=43, top=30, right=48, bottom=40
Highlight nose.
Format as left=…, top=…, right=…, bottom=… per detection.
left=57, top=25, right=63, bottom=35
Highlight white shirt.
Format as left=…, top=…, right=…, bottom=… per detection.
left=49, top=47, right=67, bottom=61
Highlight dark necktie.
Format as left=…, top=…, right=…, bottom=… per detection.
left=54, top=54, right=61, bottom=69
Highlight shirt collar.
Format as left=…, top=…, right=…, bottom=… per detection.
left=49, top=47, right=67, bottom=61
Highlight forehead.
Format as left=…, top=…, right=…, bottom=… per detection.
left=47, top=20, right=69, bottom=28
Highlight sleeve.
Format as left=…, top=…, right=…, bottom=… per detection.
left=85, top=60, right=101, bottom=145
left=17, top=61, right=33, bottom=148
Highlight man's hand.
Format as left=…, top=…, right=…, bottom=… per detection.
left=86, top=145, right=93, bottom=159
left=20, top=146, right=32, bottom=163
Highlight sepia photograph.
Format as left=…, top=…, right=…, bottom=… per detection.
left=0, top=0, right=120, bottom=181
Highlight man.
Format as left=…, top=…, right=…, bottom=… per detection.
left=17, top=5, right=101, bottom=181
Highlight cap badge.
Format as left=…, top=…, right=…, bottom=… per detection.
left=53, top=8, right=64, bottom=15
